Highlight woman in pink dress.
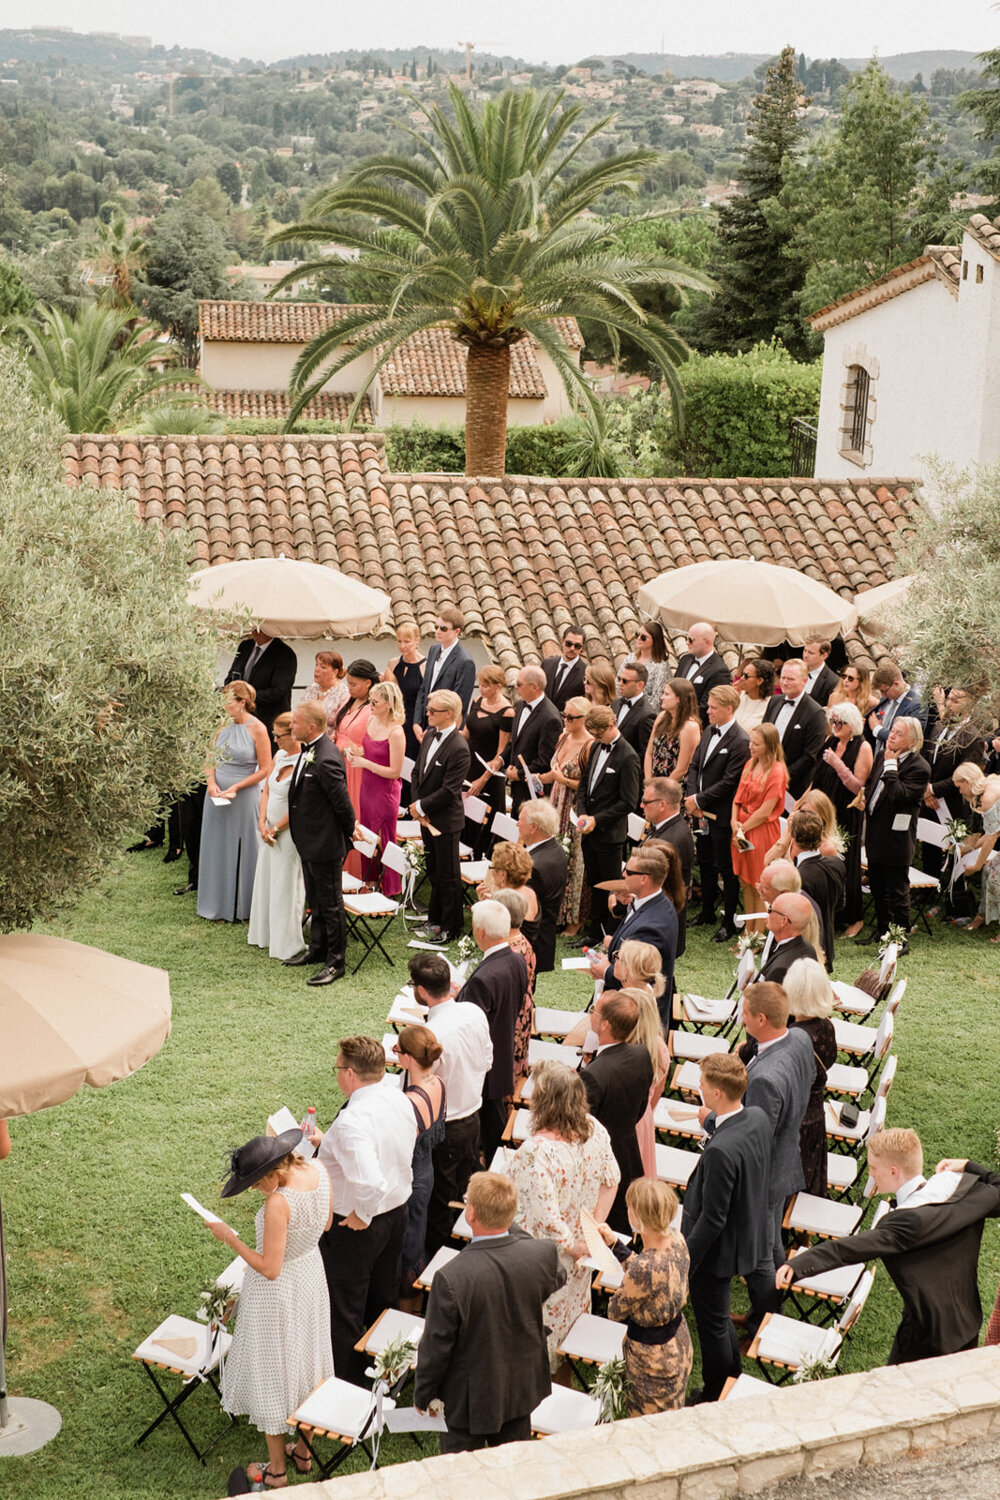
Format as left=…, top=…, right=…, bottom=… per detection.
left=347, top=680, right=406, bottom=895
left=731, top=723, right=787, bottom=926
left=333, top=659, right=377, bottom=878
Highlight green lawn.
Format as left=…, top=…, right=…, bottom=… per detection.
left=3, top=852, right=999, bottom=1499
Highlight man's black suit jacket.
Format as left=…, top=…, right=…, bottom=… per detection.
left=414, top=642, right=477, bottom=727
left=681, top=1105, right=772, bottom=1278
left=581, top=1042, right=652, bottom=1230
left=527, top=837, right=568, bottom=973
left=763, top=692, right=827, bottom=799
left=612, top=694, right=657, bottom=768
left=645, top=812, right=695, bottom=957
left=685, top=721, right=751, bottom=822
left=796, top=853, right=846, bottom=971
left=457, top=944, right=528, bottom=1100
left=575, top=734, right=642, bottom=847
left=676, top=651, right=731, bottom=724
left=226, top=636, right=297, bottom=736
left=759, top=933, right=817, bottom=985
left=503, top=696, right=563, bottom=813
left=808, top=664, right=840, bottom=708
left=286, top=734, right=356, bottom=866
left=413, top=1225, right=565, bottom=1433
left=926, top=721, right=985, bottom=816
left=784, top=1162, right=1000, bottom=1362
left=864, top=749, right=931, bottom=866
left=410, top=728, right=471, bottom=835
left=542, top=655, right=586, bottom=711
left=601, top=892, right=678, bottom=1008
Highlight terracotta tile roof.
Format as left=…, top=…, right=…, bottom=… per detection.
left=202, top=388, right=373, bottom=423
left=380, top=327, right=549, bottom=400
left=199, top=300, right=363, bottom=343
left=807, top=255, right=943, bottom=330
left=60, top=434, right=921, bottom=671
left=967, top=213, right=1000, bottom=260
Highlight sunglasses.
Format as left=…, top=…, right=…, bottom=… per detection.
left=623, top=866, right=643, bottom=876
left=637, top=633, right=651, bottom=643
left=563, top=712, right=583, bottom=720
left=829, top=717, right=844, bottom=727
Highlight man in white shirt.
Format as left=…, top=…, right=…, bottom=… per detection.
left=409, top=952, right=494, bottom=1258
left=315, top=1034, right=417, bottom=1381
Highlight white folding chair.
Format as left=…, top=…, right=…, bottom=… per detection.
left=826, top=1057, right=896, bottom=1156
left=826, top=1011, right=893, bottom=1099
left=783, top=1204, right=888, bottom=1323
left=344, top=891, right=401, bottom=972
left=386, top=991, right=428, bottom=1029
left=653, top=1142, right=701, bottom=1192
left=908, top=867, right=940, bottom=935
left=653, top=1095, right=706, bottom=1143
left=668, top=1059, right=703, bottom=1098
left=720, top=1372, right=773, bottom=1400
left=556, top=1313, right=627, bottom=1389
left=132, top=1314, right=235, bottom=1463
left=287, top=1377, right=396, bottom=1477
left=833, top=980, right=905, bottom=1056
left=532, top=1005, right=587, bottom=1040
left=669, top=1032, right=732, bottom=1064
left=676, top=991, right=740, bottom=1032
left=355, top=1308, right=425, bottom=1371
left=527, top=1038, right=584, bottom=1068
left=531, top=1386, right=601, bottom=1436
left=826, top=1097, right=887, bottom=1198
left=783, top=1179, right=873, bottom=1242
left=413, top=1245, right=459, bottom=1292
left=750, top=1270, right=875, bottom=1384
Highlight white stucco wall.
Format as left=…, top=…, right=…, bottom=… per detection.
left=535, top=343, right=579, bottom=421
left=200, top=341, right=374, bottom=395
left=814, top=230, right=1000, bottom=481
left=379, top=394, right=546, bottom=429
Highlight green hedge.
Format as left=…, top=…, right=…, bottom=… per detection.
left=661, top=341, right=821, bottom=476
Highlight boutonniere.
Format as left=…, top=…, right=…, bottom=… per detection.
left=301, top=749, right=316, bottom=767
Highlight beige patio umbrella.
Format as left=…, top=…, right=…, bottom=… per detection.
left=636, top=558, right=858, bottom=647
left=854, top=575, right=914, bottom=635
left=0, top=934, right=171, bottom=1453
left=186, top=556, right=392, bottom=639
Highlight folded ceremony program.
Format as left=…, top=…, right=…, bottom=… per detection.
left=579, top=1207, right=622, bottom=1278
left=181, top=1192, right=229, bottom=1228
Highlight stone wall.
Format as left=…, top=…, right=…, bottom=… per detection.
left=265, top=1345, right=1000, bottom=1500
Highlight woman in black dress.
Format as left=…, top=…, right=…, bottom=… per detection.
left=808, top=702, right=872, bottom=937
left=783, top=957, right=838, bottom=1198
left=384, top=623, right=425, bottom=798
left=463, top=665, right=514, bottom=857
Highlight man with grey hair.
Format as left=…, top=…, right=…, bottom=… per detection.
left=518, top=799, right=567, bottom=973
left=502, top=665, right=562, bottom=816
left=457, top=899, right=528, bottom=1157
left=758, top=892, right=817, bottom=984
left=410, top=688, right=471, bottom=943
left=862, top=716, right=930, bottom=949
left=755, top=859, right=803, bottom=975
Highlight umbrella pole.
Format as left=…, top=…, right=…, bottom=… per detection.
left=0, top=1192, right=62, bottom=1454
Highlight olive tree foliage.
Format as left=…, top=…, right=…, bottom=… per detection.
left=0, top=348, right=222, bottom=931
left=888, top=462, right=1000, bottom=714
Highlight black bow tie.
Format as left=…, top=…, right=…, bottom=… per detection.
left=710, top=726, right=722, bottom=738
left=427, top=730, right=441, bottom=744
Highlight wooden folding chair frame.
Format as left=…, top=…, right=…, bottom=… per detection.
left=345, top=897, right=400, bottom=973
left=133, top=1325, right=236, bottom=1464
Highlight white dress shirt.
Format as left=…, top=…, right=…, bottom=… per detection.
left=774, top=691, right=806, bottom=742
left=317, top=1077, right=416, bottom=1225
left=424, top=998, right=493, bottom=1119
left=430, top=641, right=456, bottom=688
left=685, top=652, right=712, bottom=681
left=702, top=715, right=735, bottom=765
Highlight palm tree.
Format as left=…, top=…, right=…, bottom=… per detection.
left=271, top=85, right=712, bottom=475
left=13, top=303, right=207, bottom=433
left=87, top=209, right=147, bottom=309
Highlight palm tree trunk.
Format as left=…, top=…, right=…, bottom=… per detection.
left=464, top=342, right=510, bottom=477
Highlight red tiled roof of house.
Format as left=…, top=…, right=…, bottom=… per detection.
left=380, top=327, right=549, bottom=400
left=199, top=300, right=363, bottom=343
left=967, top=213, right=1000, bottom=260
left=204, top=388, right=373, bottom=423
left=61, top=434, right=921, bottom=670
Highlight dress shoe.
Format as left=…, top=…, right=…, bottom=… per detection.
left=712, top=924, right=738, bottom=943
left=284, top=950, right=323, bottom=967
left=730, top=1310, right=750, bottom=1328
left=413, top=924, right=442, bottom=940
left=692, top=911, right=716, bottom=927
left=127, top=839, right=159, bottom=854
left=439, top=931, right=464, bottom=944
left=173, top=883, right=197, bottom=895
left=307, top=964, right=345, bottom=986
left=162, top=848, right=182, bottom=864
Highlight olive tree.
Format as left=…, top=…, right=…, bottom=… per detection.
left=0, top=348, right=221, bottom=931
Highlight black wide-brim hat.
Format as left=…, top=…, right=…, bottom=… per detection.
left=221, top=1129, right=304, bottom=1198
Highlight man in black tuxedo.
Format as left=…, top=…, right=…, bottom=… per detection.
left=676, top=621, right=732, bottom=725
left=502, top=666, right=562, bottom=817
left=788, top=807, right=845, bottom=972
left=763, top=659, right=827, bottom=799
left=226, top=628, right=297, bottom=740
left=802, top=638, right=840, bottom=708
left=921, top=686, right=984, bottom=903
left=869, top=659, right=928, bottom=747
left=738, top=981, right=815, bottom=1326
left=612, top=661, right=658, bottom=774
left=641, top=777, right=694, bottom=956
left=580, top=992, right=652, bottom=1233
left=286, top=701, right=359, bottom=985
left=777, top=1129, right=1000, bottom=1364
left=410, top=689, right=471, bottom=943
left=518, top=800, right=567, bottom=973
left=683, top=1053, right=772, bottom=1401
left=541, top=625, right=587, bottom=710
left=575, top=705, right=642, bottom=945
left=414, top=1172, right=565, bottom=1451
left=758, top=892, right=817, bottom=982
left=457, top=900, right=528, bottom=1159
left=684, top=685, right=750, bottom=942
left=413, top=605, right=477, bottom=733
left=863, top=716, right=931, bottom=945
left=589, top=847, right=677, bottom=1030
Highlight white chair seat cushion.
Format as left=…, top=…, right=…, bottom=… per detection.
left=670, top=1033, right=731, bottom=1062
left=792, top=1262, right=863, bottom=1301
left=758, top=1315, right=839, bottom=1367
left=825, top=1063, right=868, bottom=1096
left=787, top=1192, right=863, bottom=1238
left=653, top=1097, right=706, bottom=1139
left=653, top=1143, right=700, bottom=1186
left=671, top=1060, right=702, bottom=1094
left=510, top=1110, right=533, bottom=1142
left=725, top=1373, right=773, bottom=1400
left=360, top=1308, right=425, bottom=1357
left=531, top=1387, right=600, bottom=1433
left=908, top=867, right=939, bottom=890
left=557, top=1313, right=626, bottom=1363
left=832, top=1017, right=876, bottom=1055
left=683, top=994, right=737, bottom=1024
left=532, top=1006, right=586, bottom=1038
left=826, top=1153, right=859, bottom=1191
left=831, top=981, right=876, bottom=1017
left=416, top=1246, right=459, bottom=1289
left=345, top=893, right=399, bottom=916
left=527, top=1038, right=582, bottom=1067
left=825, top=1100, right=871, bottom=1141
left=134, top=1314, right=231, bottom=1376
left=291, top=1377, right=393, bottom=1438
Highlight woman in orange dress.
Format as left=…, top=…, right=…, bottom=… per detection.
left=731, top=724, right=787, bottom=926
left=333, top=659, right=377, bottom=878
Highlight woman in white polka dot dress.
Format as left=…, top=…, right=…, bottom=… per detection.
left=208, top=1130, right=334, bottom=1488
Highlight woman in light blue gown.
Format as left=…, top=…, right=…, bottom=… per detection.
left=197, top=681, right=272, bottom=922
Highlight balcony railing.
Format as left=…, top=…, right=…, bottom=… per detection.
left=790, top=418, right=818, bottom=476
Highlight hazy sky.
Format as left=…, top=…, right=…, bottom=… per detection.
left=23, top=0, right=997, bottom=65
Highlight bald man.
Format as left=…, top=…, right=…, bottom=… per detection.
left=675, top=622, right=731, bottom=725
left=758, top=892, right=817, bottom=985
left=502, top=665, right=562, bottom=816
